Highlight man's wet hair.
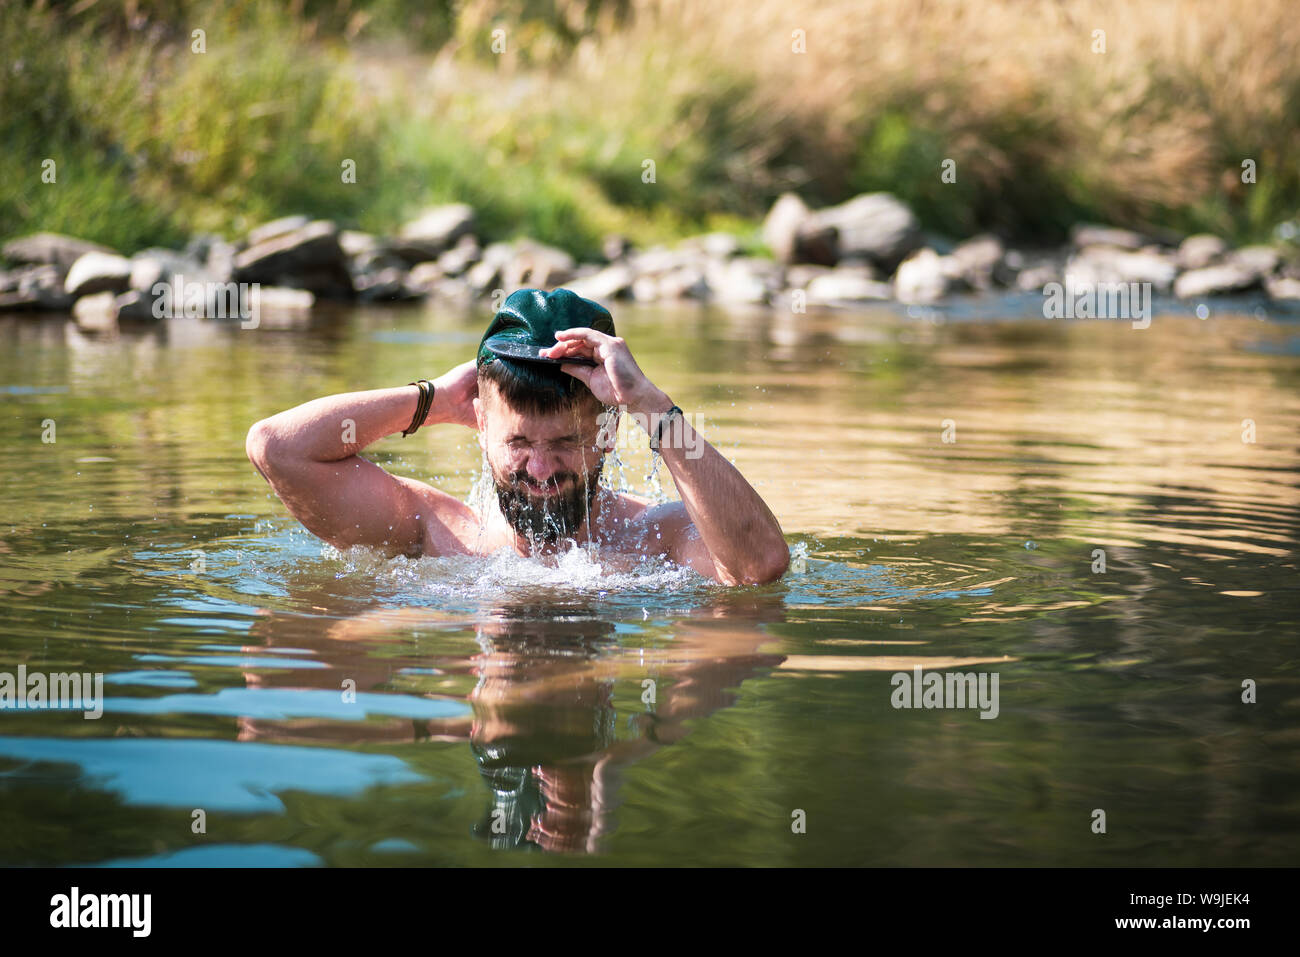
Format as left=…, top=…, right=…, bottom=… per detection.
left=477, top=356, right=603, bottom=417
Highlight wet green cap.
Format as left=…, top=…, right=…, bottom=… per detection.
left=477, top=288, right=614, bottom=369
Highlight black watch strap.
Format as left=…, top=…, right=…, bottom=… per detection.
left=649, top=405, right=683, bottom=452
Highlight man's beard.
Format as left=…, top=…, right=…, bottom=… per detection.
left=494, top=459, right=604, bottom=547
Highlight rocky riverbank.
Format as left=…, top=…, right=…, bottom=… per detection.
left=3, top=192, right=1299, bottom=331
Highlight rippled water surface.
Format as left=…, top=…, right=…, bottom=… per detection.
left=1, top=300, right=1297, bottom=865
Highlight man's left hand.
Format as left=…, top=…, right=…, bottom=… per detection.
left=543, top=328, right=671, bottom=413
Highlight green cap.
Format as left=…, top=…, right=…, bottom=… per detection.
left=477, top=288, right=614, bottom=369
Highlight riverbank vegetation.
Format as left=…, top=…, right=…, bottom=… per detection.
left=3, top=0, right=1298, bottom=259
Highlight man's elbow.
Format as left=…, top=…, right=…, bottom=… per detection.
left=736, top=540, right=790, bottom=586
left=245, top=419, right=278, bottom=477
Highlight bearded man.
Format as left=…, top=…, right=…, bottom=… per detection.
left=245, top=288, right=788, bottom=585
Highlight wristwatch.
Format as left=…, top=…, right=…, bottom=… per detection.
left=649, top=405, right=684, bottom=452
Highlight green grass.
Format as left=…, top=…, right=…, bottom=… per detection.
left=2, top=1, right=1297, bottom=260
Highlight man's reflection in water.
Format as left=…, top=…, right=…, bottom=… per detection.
left=467, top=616, right=624, bottom=858
left=240, top=588, right=787, bottom=854
left=467, top=614, right=622, bottom=853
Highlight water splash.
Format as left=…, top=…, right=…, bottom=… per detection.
left=331, top=542, right=710, bottom=610
left=788, top=540, right=810, bottom=574
left=643, top=450, right=669, bottom=503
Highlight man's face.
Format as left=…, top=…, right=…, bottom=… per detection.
left=475, top=380, right=610, bottom=546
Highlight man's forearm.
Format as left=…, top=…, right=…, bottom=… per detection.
left=254, top=384, right=451, bottom=463
left=643, top=404, right=789, bottom=584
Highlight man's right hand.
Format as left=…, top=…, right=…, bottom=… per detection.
left=433, top=360, right=479, bottom=429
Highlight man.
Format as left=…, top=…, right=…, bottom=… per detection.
left=244, top=288, right=789, bottom=585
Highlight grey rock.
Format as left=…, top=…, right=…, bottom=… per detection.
left=1266, top=276, right=1300, bottom=300
left=339, top=230, right=380, bottom=257
left=1066, top=245, right=1177, bottom=291
left=0, top=265, right=73, bottom=310
left=345, top=237, right=410, bottom=280
left=1228, top=245, right=1281, bottom=280
left=430, top=277, right=472, bottom=303
left=345, top=235, right=410, bottom=286
left=436, top=235, right=481, bottom=277
left=805, top=268, right=893, bottom=305
left=501, top=240, right=575, bottom=290
left=247, top=216, right=312, bottom=247
left=1070, top=223, right=1149, bottom=250
left=1173, top=264, right=1260, bottom=299
left=805, top=192, right=922, bottom=269
left=762, top=193, right=813, bottom=264
left=465, top=241, right=521, bottom=292
left=2, top=233, right=114, bottom=269
left=630, top=246, right=693, bottom=276
left=65, top=251, right=133, bottom=297
left=602, top=235, right=633, bottom=262
left=146, top=273, right=257, bottom=320
left=894, top=248, right=961, bottom=304
left=72, top=292, right=120, bottom=331
left=792, top=222, right=841, bottom=266
left=406, top=262, right=445, bottom=293
left=564, top=263, right=636, bottom=300
left=204, top=241, right=237, bottom=284
left=680, top=232, right=741, bottom=259
left=262, top=267, right=354, bottom=299
left=465, top=260, right=499, bottom=293
left=950, top=234, right=1006, bottom=290
left=638, top=265, right=709, bottom=301
left=113, top=290, right=160, bottom=322
left=129, top=250, right=203, bottom=293
left=1009, top=250, right=1065, bottom=291
left=184, top=233, right=223, bottom=258
left=783, top=264, right=836, bottom=289
left=184, top=234, right=236, bottom=282
left=630, top=275, right=661, bottom=302
left=392, top=204, right=476, bottom=262
left=1177, top=234, right=1228, bottom=270
left=246, top=286, right=315, bottom=329
left=129, top=252, right=237, bottom=319
left=0, top=290, right=36, bottom=311
left=355, top=267, right=423, bottom=302
left=706, top=257, right=782, bottom=304
left=233, top=220, right=352, bottom=297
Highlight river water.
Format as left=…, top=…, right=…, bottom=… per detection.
left=1, top=298, right=1297, bottom=864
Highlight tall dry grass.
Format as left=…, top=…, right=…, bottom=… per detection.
left=548, top=0, right=1300, bottom=238
left=3, top=0, right=1296, bottom=253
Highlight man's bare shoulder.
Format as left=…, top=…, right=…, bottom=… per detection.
left=597, top=492, right=692, bottom=547
left=398, top=476, right=480, bottom=556
left=600, top=493, right=720, bottom=578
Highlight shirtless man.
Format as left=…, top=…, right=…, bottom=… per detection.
left=244, top=288, right=789, bottom=585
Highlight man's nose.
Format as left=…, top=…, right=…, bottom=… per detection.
left=525, top=449, right=560, bottom=484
